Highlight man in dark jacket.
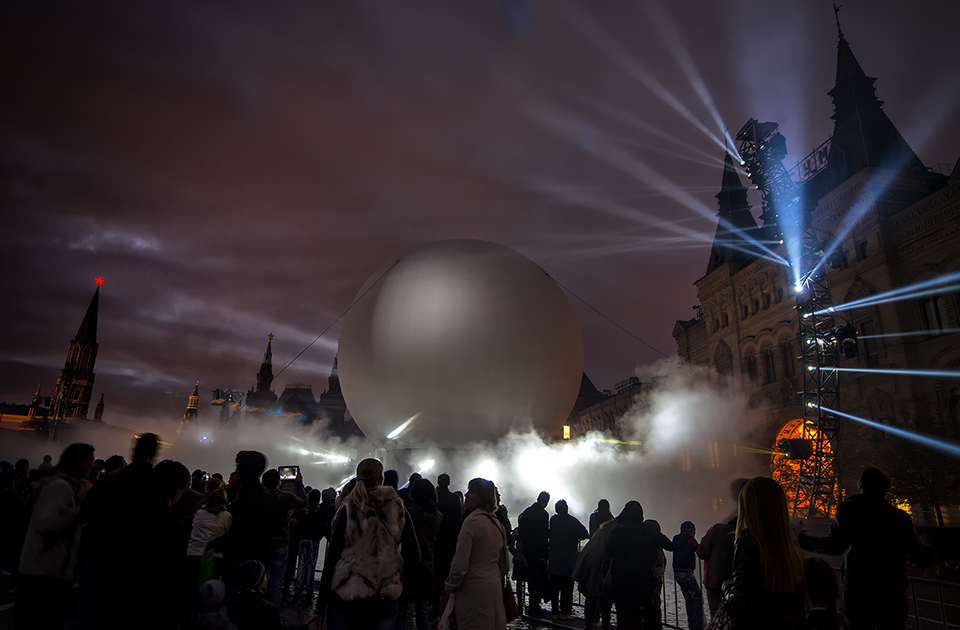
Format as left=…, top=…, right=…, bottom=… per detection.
left=518, top=491, right=551, bottom=614
left=605, top=502, right=672, bottom=630
left=547, top=500, right=589, bottom=619
left=261, top=467, right=306, bottom=609
left=698, top=478, right=748, bottom=615
left=434, top=473, right=463, bottom=604
left=798, top=467, right=921, bottom=630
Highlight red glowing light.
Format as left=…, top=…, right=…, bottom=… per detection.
left=94, top=276, right=104, bottom=286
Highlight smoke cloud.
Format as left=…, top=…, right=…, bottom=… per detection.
left=1, top=359, right=770, bottom=536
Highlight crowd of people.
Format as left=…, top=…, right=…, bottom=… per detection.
left=0, top=434, right=924, bottom=630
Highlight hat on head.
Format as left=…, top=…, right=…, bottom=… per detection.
left=196, top=579, right=228, bottom=611
left=234, top=560, right=266, bottom=592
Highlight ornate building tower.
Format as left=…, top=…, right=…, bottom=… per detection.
left=178, top=382, right=199, bottom=433
left=246, top=334, right=278, bottom=415
left=51, top=287, right=100, bottom=420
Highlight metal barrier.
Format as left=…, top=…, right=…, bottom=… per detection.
left=519, top=557, right=960, bottom=630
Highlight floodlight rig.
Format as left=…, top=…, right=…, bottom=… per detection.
left=735, top=118, right=842, bottom=519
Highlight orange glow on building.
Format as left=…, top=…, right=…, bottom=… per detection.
left=771, top=418, right=841, bottom=518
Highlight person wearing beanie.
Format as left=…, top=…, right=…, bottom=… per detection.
left=191, top=579, right=237, bottom=630
left=229, top=560, right=281, bottom=630
left=673, top=521, right=703, bottom=630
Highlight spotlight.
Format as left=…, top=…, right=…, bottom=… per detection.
left=778, top=438, right=813, bottom=460
left=835, top=324, right=859, bottom=359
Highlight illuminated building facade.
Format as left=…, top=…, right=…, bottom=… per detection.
left=673, top=27, right=960, bottom=522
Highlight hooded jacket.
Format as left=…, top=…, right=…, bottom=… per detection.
left=19, top=471, right=83, bottom=580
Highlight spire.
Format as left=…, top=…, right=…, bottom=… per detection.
left=325, top=354, right=342, bottom=396
left=31, top=384, right=43, bottom=406
left=706, top=154, right=761, bottom=274
left=819, top=22, right=924, bottom=194
left=178, top=382, right=200, bottom=434
left=255, top=334, right=275, bottom=394
left=74, top=287, right=99, bottom=345
left=94, top=393, right=104, bottom=422
left=263, top=333, right=274, bottom=363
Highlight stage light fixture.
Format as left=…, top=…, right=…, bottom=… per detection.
left=778, top=438, right=814, bottom=460
left=834, top=324, right=859, bottom=359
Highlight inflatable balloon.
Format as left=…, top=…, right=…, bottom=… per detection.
left=338, top=240, right=583, bottom=446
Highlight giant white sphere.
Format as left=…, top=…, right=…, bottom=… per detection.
left=338, top=240, right=583, bottom=447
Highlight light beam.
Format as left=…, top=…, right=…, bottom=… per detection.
left=818, top=405, right=960, bottom=459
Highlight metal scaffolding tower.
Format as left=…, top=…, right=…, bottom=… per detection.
left=735, top=118, right=842, bottom=518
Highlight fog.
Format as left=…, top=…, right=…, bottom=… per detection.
left=2, top=358, right=771, bottom=536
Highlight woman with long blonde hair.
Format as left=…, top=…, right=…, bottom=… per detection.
left=721, top=476, right=805, bottom=629
left=309, top=458, right=420, bottom=630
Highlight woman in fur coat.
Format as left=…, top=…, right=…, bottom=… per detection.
left=308, top=458, right=420, bottom=630
left=445, top=478, right=509, bottom=630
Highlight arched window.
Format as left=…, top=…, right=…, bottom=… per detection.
left=713, top=319, right=720, bottom=333
left=764, top=294, right=772, bottom=309
left=743, top=306, right=749, bottom=320
left=744, top=353, right=759, bottom=385
left=776, top=287, right=784, bottom=303
left=780, top=341, right=796, bottom=377
left=722, top=313, right=729, bottom=327
left=753, top=299, right=760, bottom=314
left=762, top=348, right=777, bottom=384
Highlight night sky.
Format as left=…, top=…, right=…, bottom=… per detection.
left=3, top=1, right=959, bottom=432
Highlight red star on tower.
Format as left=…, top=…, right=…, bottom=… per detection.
left=94, top=276, right=104, bottom=286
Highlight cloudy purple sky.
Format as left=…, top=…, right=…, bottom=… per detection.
left=2, top=0, right=959, bottom=432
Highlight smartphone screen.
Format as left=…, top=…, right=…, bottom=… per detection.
left=279, top=466, right=298, bottom=481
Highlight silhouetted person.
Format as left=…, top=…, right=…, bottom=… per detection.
left=37, top=454, right=53, bottom=471
left=804, top=556, right=849, bottom=630
left=293, top=489, right=327, bottom=598
left=221, top=451, right=272, bottom=577
left=698, top=477, right=748, bottom=615
left=398, top=478, right=442, bottom=630
left=799, top=467, right=920, bottom=630
left=108, top=459, right=190, bottom=630
left=103, top=454, right=126, bottom=473
left=434, top=473, right=464, bottom=603
left=260, top=467, right=306, bottom=609
left=548, top=500, right=589, bottom=619
left=73, top=433, right=159, bottom=630
left=589, top=499, right=613, bottom=536
left=604, top=502, right=671, bottom=630
left=518, top=491, right=550, bottom=614
left=398, top=472, right=421, bottom=506
left=673, top=521, right=703, bottom=630
left=572, top=518, right=615, bottom=630
left=17, top=443, right=95, bottom=630
left=230, top=559, right=281, bottom=630
left=192, top=469, right=208, bottom=493
left=384, top=469, right=400, bottom=491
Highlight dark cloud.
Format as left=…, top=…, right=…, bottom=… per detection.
left=2, top=0, right=959, bottom=432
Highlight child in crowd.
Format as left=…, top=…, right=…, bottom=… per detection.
left=804, top=557, right=850, bottom=630
left=191, top=579, right=237, bottom=630
left=673, top=521, right=703, bottom=630
left=229, top=560, right=281, bottom=630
